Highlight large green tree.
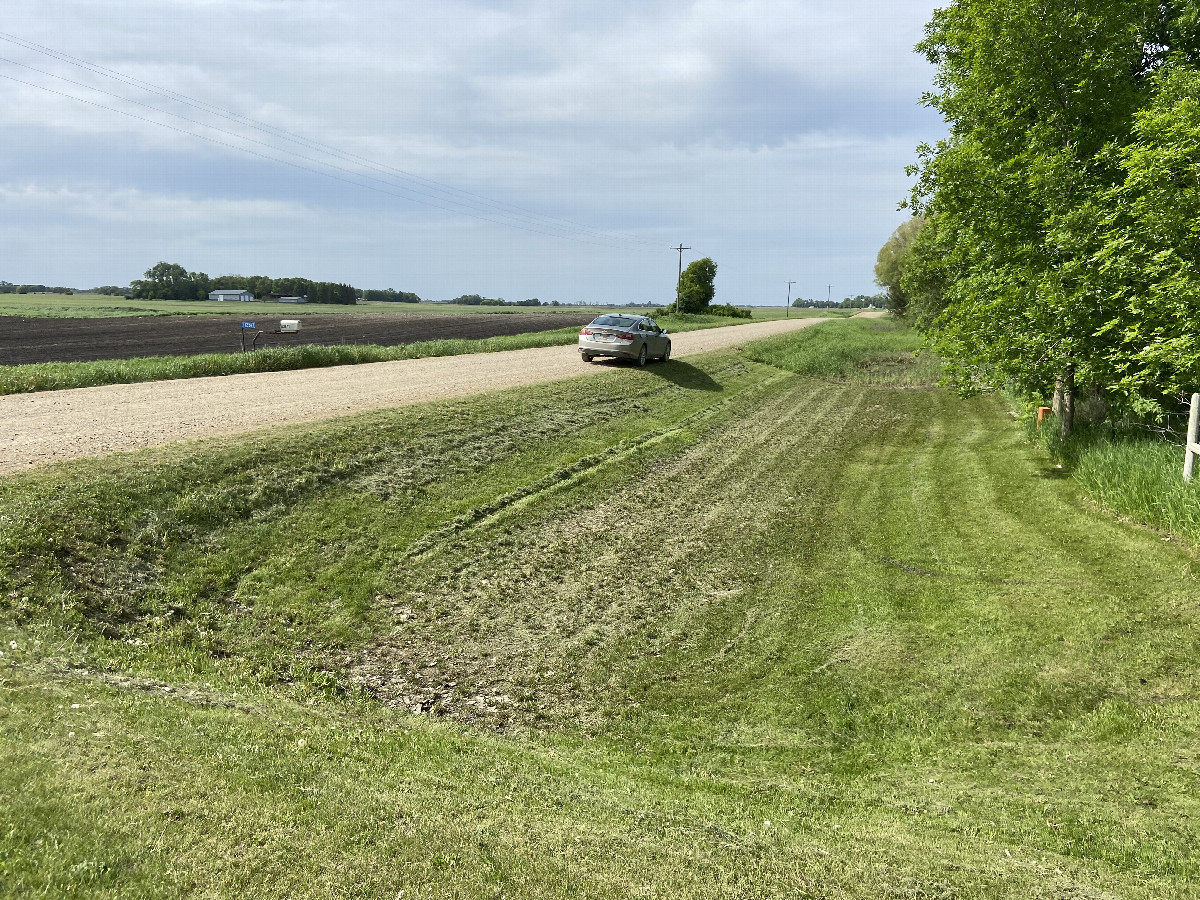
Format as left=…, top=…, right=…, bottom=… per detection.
left=906, top=0, right=1200, bottom=431
left=1087, top=67, right=1200, bottom=412
left=677, top=257, right=718, bottom=314
left=874, top=217, right=925, bottom=316
left=130, top=262, right=209, bottom=301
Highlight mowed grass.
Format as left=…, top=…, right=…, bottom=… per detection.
left=743, top=315, right=940, bottom=385
left=1, top=322, right=1198, bottom=897
left=0, top=312, right=750, bottom=396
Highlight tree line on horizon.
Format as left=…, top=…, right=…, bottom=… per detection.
left=13, top=256, right=765, bottom=313
left=0, top=281, right=78, bottom=295
left=792, top=294, right=884, bottom=309
left=875, top=0, right=1200, bottom=435
left=130, top=263, right=359, bottom=304
left=447, top=294, right=555, bottom=306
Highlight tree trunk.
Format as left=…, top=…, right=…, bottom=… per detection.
left=1052, top=374, right=1064, bottom=417
left=1059, top=363, right=1075, bottom=440
left=1083, top=384, right=1108, bottom=426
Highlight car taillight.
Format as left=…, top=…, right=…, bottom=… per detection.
left=617, top=331, right=634, bottom=340
left=580, top=328, right=593, bottom=336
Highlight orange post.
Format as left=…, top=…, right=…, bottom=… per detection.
left=1036, top=406, right=1052, bottom=428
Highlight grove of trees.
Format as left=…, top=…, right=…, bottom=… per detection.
left=360, top=288, right=421, bottom=303
left=793, top=294, right=885, bottom=310
left=130, top=262, right=358, bottom=305
left=448, top=295, right=544, bottom=306
left=886, top=0, right=1200, bottom=434
left=0, top=281, right=75, bottom=294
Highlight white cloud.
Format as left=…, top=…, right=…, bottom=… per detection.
left=0, top=0, right=946, bottom=299
left=0, top=183, right=311, bottom=225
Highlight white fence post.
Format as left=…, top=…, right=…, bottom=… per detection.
left=1186, top=393, right=1200, bottom=482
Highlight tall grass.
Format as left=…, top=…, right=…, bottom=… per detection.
left=0, top=313, right=743, bottom=395
left=742, top=316, right=939, bottom=385
left=1033, top=418, right=1200, bottom=542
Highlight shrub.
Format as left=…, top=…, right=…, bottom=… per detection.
left=705, top=303, right=752, bottom=319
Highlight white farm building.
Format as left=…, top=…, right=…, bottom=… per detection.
left=208, top=290, right=255, bottom=302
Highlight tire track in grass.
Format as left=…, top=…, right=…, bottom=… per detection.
left=399, top=369, right=793, bottom=560
left=350, top=377, right=861, bottom=728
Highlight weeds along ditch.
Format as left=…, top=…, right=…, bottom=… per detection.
left=742, top=315, right=942, bottom=385
left=2, top=320, right=1199, bottom=897
left=1028, top=414, right=1200, bottom=546
left=0, top=311, right=758, bottom=396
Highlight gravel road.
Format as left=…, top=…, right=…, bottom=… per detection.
left=0, top=315, right=848, bottom=473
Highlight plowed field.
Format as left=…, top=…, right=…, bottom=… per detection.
left=0, top=312, right=594, bottom=365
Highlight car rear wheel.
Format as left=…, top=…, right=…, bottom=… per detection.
left=581, top=353, right=594, bottom=362
left=636, top=344, right=647, bottom=366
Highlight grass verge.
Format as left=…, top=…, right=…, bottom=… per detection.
left=742, top=315, right=940, bottom=385
left=2, top=320, right=1197, bottom=897
left=1029, top=417, right=1200, bottom=545
left=0, top=313, right=749, bottom=396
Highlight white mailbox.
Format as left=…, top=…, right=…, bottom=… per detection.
left=279, top=319, right=301, bottom=333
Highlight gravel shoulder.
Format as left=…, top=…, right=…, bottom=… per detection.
left=0, top=315, right=855, bottom=473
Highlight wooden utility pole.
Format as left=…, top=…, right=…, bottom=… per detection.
left=672, top=245, right=691, bottom=310
left=786, top=280, right=795, bottom=319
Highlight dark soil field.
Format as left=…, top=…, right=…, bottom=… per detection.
left=0, top=312, right=595, bottom=365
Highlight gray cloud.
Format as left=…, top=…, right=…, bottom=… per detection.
left=0, top=0, right=946, bottom=301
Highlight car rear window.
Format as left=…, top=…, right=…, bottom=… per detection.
left=591, top=315, right=637, bottom=327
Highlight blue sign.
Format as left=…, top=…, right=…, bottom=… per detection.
left=241, top=321, right=256, bottom=329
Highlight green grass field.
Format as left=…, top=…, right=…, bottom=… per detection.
left=2, top=319, right=1196, bottom=897
left=0, top=293, right=850, bottom=320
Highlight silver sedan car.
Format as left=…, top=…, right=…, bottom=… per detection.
left=578, top=314, right=671, bottom=366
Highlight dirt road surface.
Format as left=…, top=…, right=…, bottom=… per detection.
left=0, top=316, right=852, bottom=473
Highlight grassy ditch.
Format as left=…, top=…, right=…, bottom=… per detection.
left=0, top=312, right=748, bottom=396
left=2, top=321, right=1198, bottom=897
left=742, top=315, right=940, bottom=385
left=1029, top=417, right=1200, bottom=545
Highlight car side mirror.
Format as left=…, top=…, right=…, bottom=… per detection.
left=661, top=328, right=668, bottom=334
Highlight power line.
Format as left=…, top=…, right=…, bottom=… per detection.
left=0, top=70, right=663, bottom=251
left=0, top=31, right=668, bottom=251
left=0, top=55, right=628, bottom=246
left=0, top=30, right=663, bottom=249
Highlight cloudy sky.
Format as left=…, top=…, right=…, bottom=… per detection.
left=0, top=0, right=945, bottom=304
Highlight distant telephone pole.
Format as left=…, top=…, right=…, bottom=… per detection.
left=827, top=284, right=832, bottom=305
left=672, top=245, right=691, bottom=309
left=786, top=280, right=795, bottom=319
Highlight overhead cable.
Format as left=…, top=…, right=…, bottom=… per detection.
left=0, top=30, right=666, bottom=252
